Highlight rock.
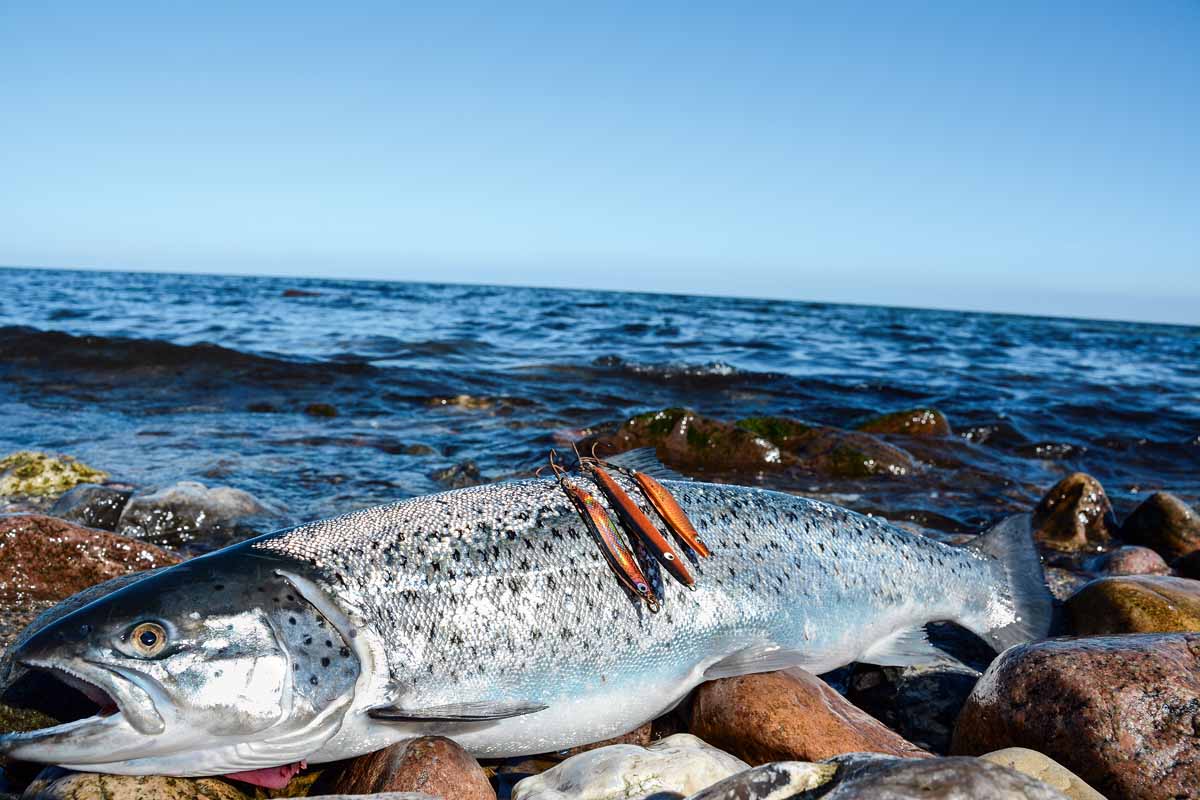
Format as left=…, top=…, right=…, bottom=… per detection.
left=330, top=735, right=492, bottom=799
left=857, top=408, right=952, bottom=438
left=792, top=753, right=1070, bottom=799
left=1176, top=550, right=1200, bottom=579
left=21, top=768, right=248, bottom=799
left=588, top=408, right=783, bottom=474
left=116, top=481, right=273, bottom=548
left=689, top=668, right=929, bottom=766
left=1066, top=575, right=1200, bottom=634
left=1085, top=545, right=1170, bottom=576
left=282, top=288, right=321, bottom=297
left=0, top=451, right=107, bottom=498
left=429, top=460, right=486, bottom=488
left=0, top=514, right=180, bottom=647
left=738, top=417, right=915, bottom=478
left=686, top=761, right=838, bottom=800
left=1043, top=567, right=1089, bottom=602
left=511, top=733, right=748, bottom=800
left=303, top=403, right=338, bottom=417
left=1031, top=473, right=1116, bottom=552
left=845, top=663, right=981, bottom=754
left=1121, top=492, right=1200, bottom=561
left=952, top=633, right=1200, bottom=800
left=553, top=722, right=654, bottom=760
left=48, top=483, right=133, bottom=530
left=307, top=796, right=438, bottom=800
left=980, top=748, right=1106, bottom=800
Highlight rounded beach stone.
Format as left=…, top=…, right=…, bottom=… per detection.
left=116, top=480, right=272, bottom=548
left=1120, top=492, right=1200, bottom=561
left=952, top=633, right=1200, bottom=800
left=49, top=483, right=133, bottom=531
left=980, top=748, right=1105, bottom=800
left=511, top=733, right=748, bottom=800
left=804, top=753, right=1070, bottom=799
left=857, top=408, right=952, bottom=437
left=1031, top=473, right=1116, bottom=552
left=1085, top=545, right=1170, bottom=576
left=687, top=761, right=838, bottom=799
left=330, top=735, right=494, bottom=799
left=689, top=668, right=929, bottom=765
left=21, top=768, right=248, bottom=800
left=1066, top=575, right=1200, bottom=634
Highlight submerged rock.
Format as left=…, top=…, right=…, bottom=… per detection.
left=857, top=408, right=952, bottom=438
left=1031, top=473, right=1116, bottom=552
left=1120, top=492, right=1200, bottom=561
left=303, top=402, right=338, bottom=418
left=429, top=460, right=486, bottom=488
left=1066, top=575, right=1200, bottom=634
left=686, top=761, right=837, bottom=799
left=738, top=417, right=915, bottom=478
left=331, top=735, right=494, bottom=799
left=48, top=483, right=133, bottom=530
left=589, top=408, right=783, bottom=473
left=689, top=668, right=928, bottom=765
left=793, top=753, right=1070, bottom=799
left=116, top=480, right=272, bottom=548
left=952, top=633, right=1200, bottom=800
left=1084, top=545, right=1170, bottom=576
left=0, top=451, right=107, bottom=499
left=979, top=748, right=1105, bottom=800
left=511, top=733, right=748, bottom=800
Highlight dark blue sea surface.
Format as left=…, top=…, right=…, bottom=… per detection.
left=1, top=266, right=1196, bottom=543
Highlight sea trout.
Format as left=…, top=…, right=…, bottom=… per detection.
left=0, top=461, right=1050, bottom=778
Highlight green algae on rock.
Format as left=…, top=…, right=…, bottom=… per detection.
left=588, top=408, right=784, bottom=473
left=737, top=416, right=915, bottom=478
left=0, top=451, right=107, bottom=498
left=857, top=408, right=952, bottom=438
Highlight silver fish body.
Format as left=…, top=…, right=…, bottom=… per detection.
left=0, top=477, right=1049, bottom=774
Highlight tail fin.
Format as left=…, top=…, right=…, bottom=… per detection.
left=965, top=514, right=1053, bottom=653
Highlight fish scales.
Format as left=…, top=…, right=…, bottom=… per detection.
left=0, top=477, right=1049, bottom=772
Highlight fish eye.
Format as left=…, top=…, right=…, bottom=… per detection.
left=130, top=622, right=168, bottom=657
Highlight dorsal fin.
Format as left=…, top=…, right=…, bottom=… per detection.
left=604, top=447, right=686, bottom=481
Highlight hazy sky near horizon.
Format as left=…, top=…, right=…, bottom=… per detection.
left=1, top=3, right=1197, bottom=325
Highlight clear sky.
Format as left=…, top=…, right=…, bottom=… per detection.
left=1, top=2, right=1197, bottom=324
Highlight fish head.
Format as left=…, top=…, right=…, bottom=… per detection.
left=0, top=550, right=361, bottom=775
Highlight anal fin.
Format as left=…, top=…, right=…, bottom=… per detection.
left=368, top=699, right=547, bottom=723
left=860, top=625, right=957, bottom=667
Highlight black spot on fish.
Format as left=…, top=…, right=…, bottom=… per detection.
left=214, top=584, right=224, bottom=591
left=303, top=636, right=313, bottom=645
left=321, top=657, right=330, bottom=667
left=310, top=676, right=319, bottom=686
left=340, top=646, right=351, bottom=657
left=288, top=616, right=297, bottom=625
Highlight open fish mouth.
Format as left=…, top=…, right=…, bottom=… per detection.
left=0, top=660, right=159, bottom=759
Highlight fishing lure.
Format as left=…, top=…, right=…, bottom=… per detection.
left=578, top=458, right=695, bottom=588
left=547, top=453, right=660, bottom=612
left=583, top=447, right=711, bottom=559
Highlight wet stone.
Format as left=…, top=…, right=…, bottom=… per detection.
left=689, top=668, right=929, bottom=765
left=739, top=416, right=916, bottom=478
left=429, top=460, right=487, bottom=488
left=1120, top=491, right=1200, bottom=562
left=304, top=403, right=338, bottom=417
left=1066, top=575, right=1200, bottom=634
left=116, top=480, right=274, bottom=548
left=857, top=408, right=952, bottom=438
left=1084, top=545, right=1170, bottom=576
left=1031, top=472, right=1116, bottom=552
left=21, top=768, right=249, bottom=800
left=979, top=748, right=1106, bottom=800
left=587, top=408, right=784, bottom=474
left=330, top=735, right=494, bottom=800
left=794, top=753, right=1070, bottom=799
left=846, top=662, right=981, bottom=754
left=687, top=761, right=838, bottom=800
left=952, top=633, right=1200, bottom=800
left=48, top=483, right=132, bottom=531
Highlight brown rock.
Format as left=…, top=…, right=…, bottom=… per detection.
left=331, top=736, right=494, bottom=800
left=952, top=633, right=1200, bottom=800
left=1067, top=575, right=1200, bottom=634
left=0, top=514, right=179, bottom=605
left=738, top=416, right=915, bottom=478
left=1121, top=492, right=1200, bottom=561
left=1087, top=545, right=1170, bottom=576
left=857, top=408, right=952, bottom=437
left=689, top=668, right=929, bottom=766
left=552, top=721, right=653, bottom=759
left=589, top=408, right=784, bottom=474
left=1031, top=473, right=1116, bottom=552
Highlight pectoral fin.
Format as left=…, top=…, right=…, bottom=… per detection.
left=368, top=699, right=548, bottom=722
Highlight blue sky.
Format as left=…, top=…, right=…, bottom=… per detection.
left=1, top=2, right=1197, bottom=324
